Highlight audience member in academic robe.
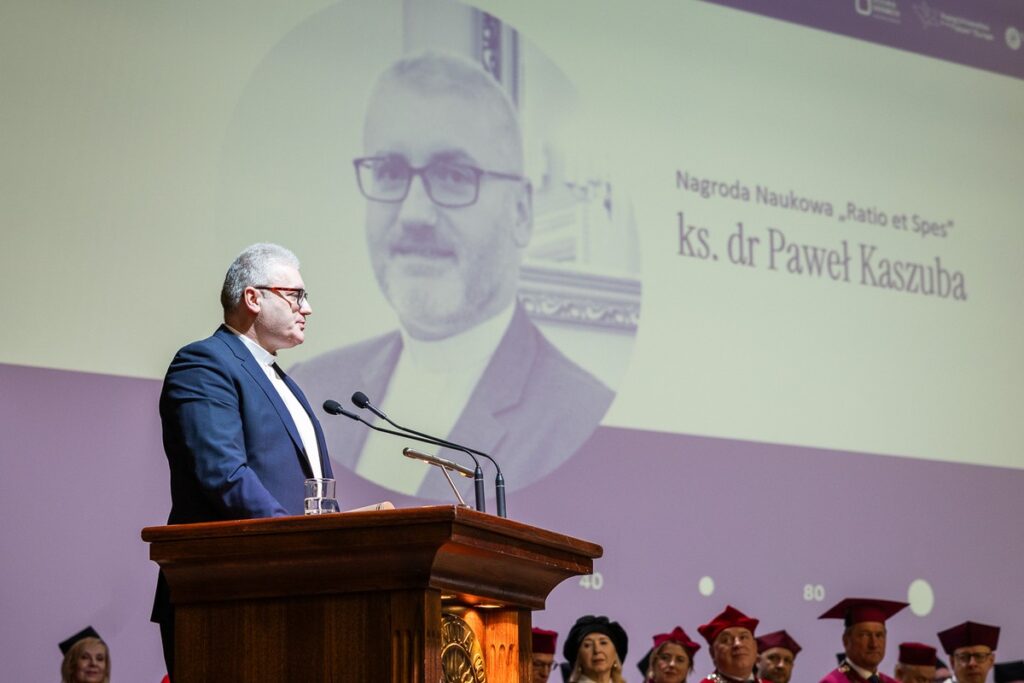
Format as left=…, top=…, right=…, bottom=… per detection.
left=817, top=597, right=909, bottom=683
left=563, top=615, right=629, bottom=683
left=643, top=626, right=701, bottom=683
left=938, top=621, right=1000, bottom=683
left=533, top=627, right=560, bottom=683
left=697, top=605, right=765, bottom=683
left=59, top=626, right=110, bottom=683
left=756, top=630, right=802, bottom=683
left=894, top=642, right=938, bottom=683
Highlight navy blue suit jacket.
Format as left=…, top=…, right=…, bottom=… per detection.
left=153, top=326, right=332, bottom=623
left=159, top=325, right=332, bottom=523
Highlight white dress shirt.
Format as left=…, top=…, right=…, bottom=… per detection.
left=354, top=304, right=515, bottom=493
left=227, top=326, right=323, bottom=479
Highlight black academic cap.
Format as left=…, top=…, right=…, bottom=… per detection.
left=994, top=661, right=1024, bottom=683
left=59, top=625, right=101, bottom=655
left=637, top=647, right=652, bottom=677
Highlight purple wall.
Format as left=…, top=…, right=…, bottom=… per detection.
left=2, top=362, right=1021, bottom=681
left=0, top=364, right=169, bottom=681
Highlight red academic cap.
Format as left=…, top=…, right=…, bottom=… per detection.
left=937, top=621, right=1000, bottom=655
left=532, top=627, right=558, bottom=655
left=757, top=630, right=802, bottom=656
left=698, top=605, right=759, bottom=645
left=899, top=642, right=938, bottom=666
left=818, top=598, right=909, bottom=626
left=653, top=626, right=702, bottom=657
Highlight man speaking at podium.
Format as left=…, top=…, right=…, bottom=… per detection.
left=291, top=51, right=613, bottom=497
left=152, top=243, right=332, bottom=676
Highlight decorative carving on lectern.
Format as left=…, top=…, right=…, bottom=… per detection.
left=441, top=612, right=487, bottom=682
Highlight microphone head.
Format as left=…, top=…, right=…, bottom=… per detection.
left=351, top=391, right=370, bottom=409
left=323, top=399, right=344, bottom=415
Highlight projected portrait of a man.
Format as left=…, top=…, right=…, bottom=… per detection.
left=292, top=51, right=617, bottom=497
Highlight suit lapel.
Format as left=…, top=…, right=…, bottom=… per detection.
left=417, top=306, right=537, bottom=499
left=327, top=332, right=404, bottom=469
left=216, top=327, right=307, bottom=464
left=447, top=305, right=536, bottom=453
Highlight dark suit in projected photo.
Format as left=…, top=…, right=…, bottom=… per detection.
left=290, top=51, right=614, bottom=497
left=152, top=243, right=332, bottom=677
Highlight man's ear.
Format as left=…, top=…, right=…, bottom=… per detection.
left=242, top=286, right=262, bottom=315
left=512, top=182, right=533, bottom=248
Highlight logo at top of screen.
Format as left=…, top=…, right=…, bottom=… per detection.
left=1006, top=26, right=1021, bottom=51
left=911, top=1, right=942, bottom=28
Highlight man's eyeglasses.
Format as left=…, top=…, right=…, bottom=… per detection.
left=531, top=658, right=560, bottom=672
left=354, top=156, right=525, bottom=208
left=255, top=286, right=309, bottom=310
left=954, top=652, right=993, bottom=664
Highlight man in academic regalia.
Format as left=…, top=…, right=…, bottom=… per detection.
left=937, top=621, right=1000, bottom=683
left=817, top=597, right=909, bottom=683
left=531, top=627, right=559, bottom=683
left=894, top=642, right=938, bottom=683
left=697, top=605, right=768, bottom=683
left=756, top=630, right=802, bottom=683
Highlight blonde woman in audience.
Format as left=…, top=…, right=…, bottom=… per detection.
left=564, top=615, right=629, bottom=683
left=60, top=630, right=110, bottom=683
left=645, top=627, right=701, bottom=683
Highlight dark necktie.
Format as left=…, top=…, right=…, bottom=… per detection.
left=272, top=363, right=298, bottom=401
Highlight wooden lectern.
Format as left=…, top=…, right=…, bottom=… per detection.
left=142, top=505, right=602, bottom=682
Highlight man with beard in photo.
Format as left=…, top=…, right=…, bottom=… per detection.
left=292, top=51, right=612, bottom=499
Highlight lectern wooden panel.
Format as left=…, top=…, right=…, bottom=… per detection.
left=142, top=505, right=602, bottom=683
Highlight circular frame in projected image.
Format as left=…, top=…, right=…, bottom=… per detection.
left=216, top=0, right=641, bottom=497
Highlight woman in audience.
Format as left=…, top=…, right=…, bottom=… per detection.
left=60, top=634, right=110, bottom=683
left=563, top=614, right=629, bottom=683
left=644, top=627, right=701, bottom=683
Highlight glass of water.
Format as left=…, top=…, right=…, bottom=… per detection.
left=304, top=478, right=340, bottom=515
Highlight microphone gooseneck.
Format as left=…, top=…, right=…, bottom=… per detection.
left=323, top=396, right=489, bottom=513
left=349, top=390, right=505, bottom=517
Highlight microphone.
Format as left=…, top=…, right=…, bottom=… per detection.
left=402, top=448, right=474, bottom=478
left=323, top=399, right=360, bottom=420
left=322, top=398, right=487, bottom=513
left=351, top=391, right=383, bottom=417
left=350, top=391, right=502, bottom=516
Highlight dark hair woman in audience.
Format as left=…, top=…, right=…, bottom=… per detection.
left=644, top=627, right=701, bottom=683
left=563, top=615, right=629, bottom=683
left=60, top=634, right=110, bottom=683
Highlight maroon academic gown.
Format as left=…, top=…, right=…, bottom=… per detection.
left=700, top=672, right=770, bottom=683
left=819, top=663, right=900, bottom=683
